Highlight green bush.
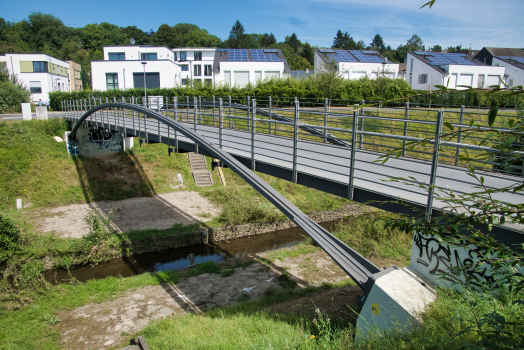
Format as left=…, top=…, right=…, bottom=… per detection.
left=0, top=80, right=30, bottom=113
left=0, top=214, right=21, bottom=264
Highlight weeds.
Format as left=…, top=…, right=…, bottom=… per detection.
left=43, top=313, right=60, bottom=325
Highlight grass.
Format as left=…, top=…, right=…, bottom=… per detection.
left=0, top=270, right=179, bottom=349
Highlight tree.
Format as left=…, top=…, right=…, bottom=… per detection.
left=430, top=44, right=442, bottom=52
left=290, top=56, right=312, bottom=70
left=227, top=20, right=246, bottom=48
left=285, top=33, right=301, bottom=52
left=314, top=60, right=345, bottom=100
left=355, top=40, right=366, bottom=50
left=151, top=24, right=177, bottom=47
left=370, top=34, right=385, bottom=53
left=446, top=45, right=467, bottom=53
left=300, top=43, right=314, bottom=66
left=121, top=26, right=150, bottom=45
left=260, top=33, right=276, bottom=48
left=332, top=30, right=356, bottom=50
left=406, top=34, right=424, bottom=51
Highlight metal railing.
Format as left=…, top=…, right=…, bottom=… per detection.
left=62, top=96, right=524, bottom=221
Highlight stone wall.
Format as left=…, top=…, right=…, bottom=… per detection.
left=209, top=204, right=366, bottom=241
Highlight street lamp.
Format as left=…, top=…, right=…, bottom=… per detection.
left=141, top=61, right=147, bottom=107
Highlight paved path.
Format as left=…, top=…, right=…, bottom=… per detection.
left=0, top=112, right=61, bottom=121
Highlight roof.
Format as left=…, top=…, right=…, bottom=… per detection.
left=172, top=47, right=217, bottom=51
left=315, top=48, right=392, bottom=64
left=409, top=51, right=487, bottom=74
left=213, top=49, right=290, bottom=73
left=483, top=47, right=524, bottom=58
left=495, top=56, right=524, bottom=70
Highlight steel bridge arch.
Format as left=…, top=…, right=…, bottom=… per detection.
left=68, top=102, right=380, bottom=290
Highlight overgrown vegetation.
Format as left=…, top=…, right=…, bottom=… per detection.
left=0, top=65, right=30, bottom=113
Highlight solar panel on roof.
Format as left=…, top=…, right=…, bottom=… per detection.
left=498, top=56, right=524, bottom=65
left=263, top=49, right=278, bottom=53
left=250, top=49, right=285, bottom=62
left=361, top=50, right=378, bottom=55
left=320, top=49, right=335, bottom=54
left=349, top=50, right=384, bottom=63
left=327, top=50, right=356, bottom=62
left=228, top=49, right=248, bottom=62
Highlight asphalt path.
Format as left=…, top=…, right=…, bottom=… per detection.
left=0, top=112, right=62, bottom=121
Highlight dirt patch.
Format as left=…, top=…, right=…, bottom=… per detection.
left=29, top=191, right=221, bottom=238
left=57, top=262, right=281, bottom=349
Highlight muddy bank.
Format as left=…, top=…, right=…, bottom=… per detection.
left=210, top=204, right=366, bottom=241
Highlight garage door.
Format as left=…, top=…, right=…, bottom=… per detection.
left=457, top=74, right=473, bottom=87
left=265, top=71, right=280, bottom=80
left=352, top=71, right=367, bottom=79
left=133, top=73, right=160, bottom=89
left=234, top=71, right=249, bottom=87
left=487, top=75, right=500, bottom=87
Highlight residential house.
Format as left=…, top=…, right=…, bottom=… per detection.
left=91, top=47, right=291, bottom=90
left=314, top=49, right=400, bottom=80
left=406, top=51, right=505, bottom=90
left=492, top=56, right=524, bottom=87
left=91, top=46, right=181, bottom=91
left=474, top=47, right=524, bottom=66
left=66, top=60, right=82, bottom=91
left=0, top=53, right=71, bottom=103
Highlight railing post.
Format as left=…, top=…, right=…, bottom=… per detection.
left=349, top=111, right=358, bottom=200
left=455, top=105, right=465, bottom=165
left=228, top=95, right=232, bottom=128
left=247, top=95, right=251, bottom=131
left=359, top=110, right=364, bottom=149
left=292, top=99, right=299, bottom=183
left=324, top=98, right=328, bottom=143
left=213, top=95, right=216, bottom=126
left=268, top=96, right=272, bottom=135
left=193, top=97, right=197, bottom=132
left=402, top=102, right=410, bottom=157
left=198, top=96, right=202, bottom=125
left=132, top=96, right=136, bottom=136
left=219, top=98, right=223, bottom=149
left=186, top=96, right=189, bottom=123
left=251, top=99, right=256, bottom=170
left=174, top=96, right=178, bottom=151
left=427, top=109, right=444, bottom=218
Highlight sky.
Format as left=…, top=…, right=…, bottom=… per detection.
left=1, top=0, right=523, bottom=50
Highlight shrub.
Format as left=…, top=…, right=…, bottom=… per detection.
left=0, top=214, right=21, bottom=264
left=0, top=81, right=30, bottom=113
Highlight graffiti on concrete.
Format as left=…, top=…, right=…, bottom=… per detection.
left=412, top=232, right=493, bottom=286
left=78, top=126, right=122, bottom=156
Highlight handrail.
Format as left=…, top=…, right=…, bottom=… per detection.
left=68, top=102, right=381, bottom=289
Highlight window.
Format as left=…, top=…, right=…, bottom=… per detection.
left=194, top=65, right=201, bottom=77
left=108, top=53, right=125, bottom=60
left=181, top=65, right=188, bottom=71
left=509, top=78, right=514, bottom=87
left=29, top=81, right=42, bottom=93
left=418, top=74, right=428, bottom=84
left=224, top=71, right=231, bottom=85
left=478, top=74, right=485, bottom=88
left=33, top=61, right=48, bottom=72
left=180, top=52, right=187, bottom=61
left=173, top=52, right=177, bottom=61
left=182, top=78, right=188, bottom=85
left=205, top=79, right=212, bottom=87
left=141, top=53, right=157, bottom=60
left=410, top=59, right=413, bottom=72
left=204, top=65, right=212, bottom=76
left=106, top=74, right=118, bottom=90
left=194, top=51, right=202, bottom=61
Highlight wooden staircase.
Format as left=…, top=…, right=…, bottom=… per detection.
left=188, top=153, right=213, bottom=187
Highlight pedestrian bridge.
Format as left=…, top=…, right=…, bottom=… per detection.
left=64, top=96, right=523, bottom=295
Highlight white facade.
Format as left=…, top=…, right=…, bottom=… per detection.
left=492, top=57, right=524, bottom=87
left=406, top=52, right=505, bottom=90
left=314, top=51, right=400, bottom=80
left=215, top=61, right=285, bottom=87
left=171, top=48, right=216, bottom=86
left=92, top=46, right=182, bottom=91
left=0, top=53, right=71, bottom=103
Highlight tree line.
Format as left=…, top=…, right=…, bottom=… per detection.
left=0, top=12, right=469, bottom=89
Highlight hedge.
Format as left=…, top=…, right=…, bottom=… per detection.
left=49, top=77, right=521, bottom=111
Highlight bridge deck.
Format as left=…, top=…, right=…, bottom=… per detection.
left=68, top=110, right=524, bottom=246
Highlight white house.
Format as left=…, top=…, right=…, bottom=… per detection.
left=314, top=49, right=400, bottom=80
left=91, top=46, right=291, bottom=90
left=213, top=49, right=290, bottom=87
left=406, top=51, right=505, bottom=90
left=0, top=53, right=71, bottom=103
left=91, top=46, right=182, bottom=91
left=492, top=56, right=524, bottom=87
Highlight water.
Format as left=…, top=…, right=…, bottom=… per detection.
left=45, top=219, right=345, bottom=284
